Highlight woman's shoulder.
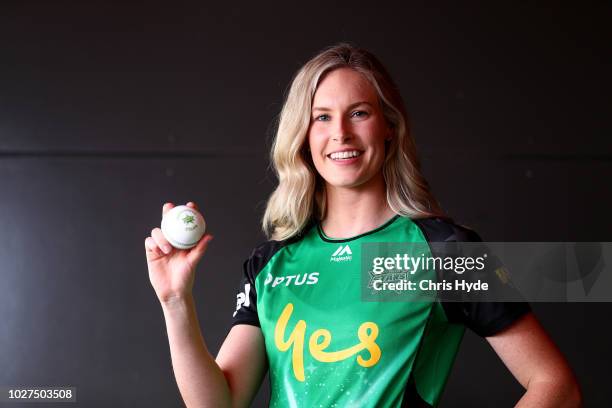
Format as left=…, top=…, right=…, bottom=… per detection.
left=408, top=215, right=483, bottom=243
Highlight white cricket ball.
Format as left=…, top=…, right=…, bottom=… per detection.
left=161, top=205, right=206, bottom=250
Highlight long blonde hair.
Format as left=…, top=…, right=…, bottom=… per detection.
left=262, top=43, right=447, bottom=241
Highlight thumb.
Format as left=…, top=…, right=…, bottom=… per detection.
left=186, top=234, right=213, bottom=267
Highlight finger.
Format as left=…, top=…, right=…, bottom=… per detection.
left=186, top=234, right=213, bottom=267
left=151, top=227, right=173, bottom=254
left=162, top=202, right=175, bottom=216
left=186, top=201, right=199, bottom=211
left=145, top=236, right=164, bottom=258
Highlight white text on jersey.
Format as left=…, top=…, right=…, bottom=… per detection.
left=264, top=272, right=319, bottom=287
left=233, top=283, right=250, bottom=317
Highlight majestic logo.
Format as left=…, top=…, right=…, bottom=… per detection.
left=233, top=283, right=251, bottom=317
left=264, top=272, right=319, bottom=287
left=330, top=244, right=352, bottom=262
left=274, top=302, right=381, bottom=382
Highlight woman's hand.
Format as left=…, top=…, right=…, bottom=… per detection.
left=145, top=202, right=214, bottom=304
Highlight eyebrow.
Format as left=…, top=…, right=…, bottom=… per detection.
left=312, top=101, right=373, bottom=112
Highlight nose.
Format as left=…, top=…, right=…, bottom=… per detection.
left=331, top=117, right=352, bottom=143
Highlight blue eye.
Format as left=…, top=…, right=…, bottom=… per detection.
left=352, top=110, right=368, bottom=118
left=315, top=114, right=330, bottom=121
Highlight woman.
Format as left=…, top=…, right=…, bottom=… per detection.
left=145, top=43, right=581, bottom=407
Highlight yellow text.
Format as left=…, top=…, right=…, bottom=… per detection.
left=274, top=303, right=381, bottom=381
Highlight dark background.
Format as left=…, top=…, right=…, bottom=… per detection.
left=1, top=2, right=610, bottom=407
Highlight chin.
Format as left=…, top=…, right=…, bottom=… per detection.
left=327, top=178, right=366, bottom=189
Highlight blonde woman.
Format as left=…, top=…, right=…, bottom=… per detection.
left=145, top=43, right=581, bottom=407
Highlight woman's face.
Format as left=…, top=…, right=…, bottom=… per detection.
left=308, top=68, right=391, bottom=191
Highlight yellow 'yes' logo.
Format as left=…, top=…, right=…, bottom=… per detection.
left=274, top=303, right=381, bottom=381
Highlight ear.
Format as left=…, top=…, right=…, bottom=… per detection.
left=385, top=124, right=394, bottom=142
left=385, top=130, right=393, bottom=142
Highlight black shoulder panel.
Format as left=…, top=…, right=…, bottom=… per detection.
left=411, top=217, right=482, bottom=243
left=412, top=217, right=531, bottom=337
left=230, top=222, right=312, bottom=327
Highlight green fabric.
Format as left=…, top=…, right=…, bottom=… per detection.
left=255, top=216, right=464, bottom=407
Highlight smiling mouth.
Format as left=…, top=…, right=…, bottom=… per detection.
left=327, top=150, right=363, bottom=161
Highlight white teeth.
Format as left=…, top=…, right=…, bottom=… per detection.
left=329, top=150, right=362, bottom=160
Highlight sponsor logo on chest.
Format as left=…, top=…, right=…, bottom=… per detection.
left=264, top=272, right=319, bottom=287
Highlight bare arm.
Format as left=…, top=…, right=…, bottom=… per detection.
left=162, top=296, right=267, bottom=408
left=147, top=201, right=267, bottom=407
left=486, top=312, right=582, bottom=408
left=216, top=324, right=268, bottom=408
left=162, top=295, right=232, bottom=408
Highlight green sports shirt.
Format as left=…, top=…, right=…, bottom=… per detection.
left=231, top=215, right=529, bottom=407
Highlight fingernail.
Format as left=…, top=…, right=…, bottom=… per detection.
left=163, top=245, right=171, bottom=253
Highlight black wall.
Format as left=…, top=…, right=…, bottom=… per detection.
left=1, top=2, right=610, bottom=407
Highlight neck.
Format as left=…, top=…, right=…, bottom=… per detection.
left=320, top=172, right=396, bottom=239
